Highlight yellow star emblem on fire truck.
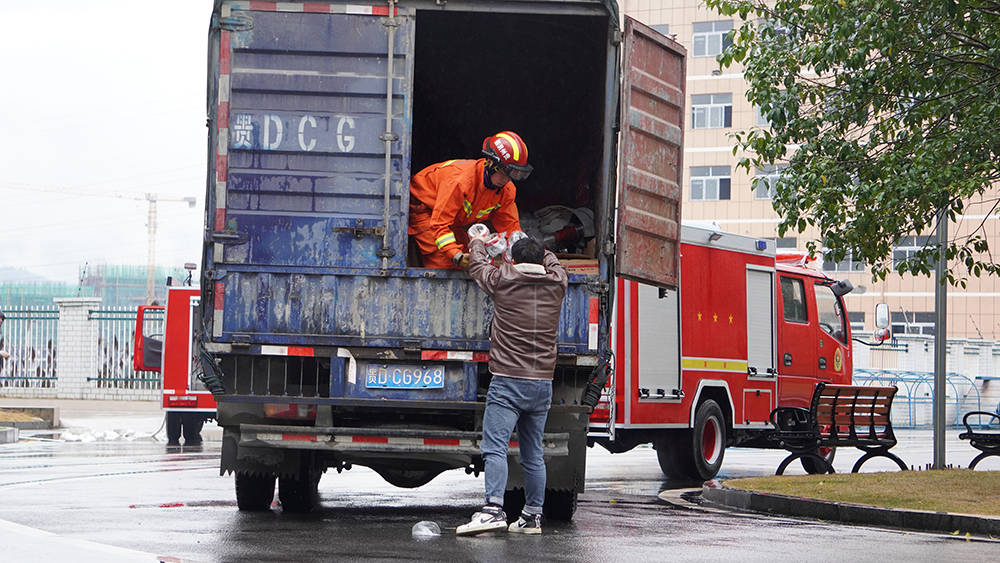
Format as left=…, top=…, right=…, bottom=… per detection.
left=713, top=313, right=718, bottom=322
left=729, top=314, right=734, bottom=324
left=697, top=313, right=702, bottom=321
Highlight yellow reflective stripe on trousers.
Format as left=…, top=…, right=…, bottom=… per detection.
left=435, top=233, right=457, bottom=249
left=462, top=200, right=472, bottom=216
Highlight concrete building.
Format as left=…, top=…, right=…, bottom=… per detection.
left=622, top=0, right=1000, bottom=340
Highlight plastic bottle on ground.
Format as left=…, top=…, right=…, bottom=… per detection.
left=411, top=520, right=441, bottom=539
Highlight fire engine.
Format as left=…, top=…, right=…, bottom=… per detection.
left=587, top=225, right=883, bottom=480
left=134, top=284, right=216, bottom=446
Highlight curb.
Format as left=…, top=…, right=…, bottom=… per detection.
left=702, top=479, right=1000, bottom=537
left=0, top=406, right=58, bottom=428
left=0, top=427, right=17, bottom=444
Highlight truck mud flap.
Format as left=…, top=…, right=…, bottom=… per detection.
left=238, top=424, right=570, bottom=457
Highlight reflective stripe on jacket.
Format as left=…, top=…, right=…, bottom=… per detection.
left=409, top=159, right=521, bottom=261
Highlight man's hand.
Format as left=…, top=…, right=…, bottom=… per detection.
left=0, top=351, right=9, bottom=360
left=452, top=252, right=470, bottom=268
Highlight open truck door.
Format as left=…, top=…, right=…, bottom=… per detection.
left=602, top=17, right=686, bottom=429
left=133, top=305, right=165, bottom=372
left=615, top=16, right=684, bottom=290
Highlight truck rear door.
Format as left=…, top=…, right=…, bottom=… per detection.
left=615, top=16, right=685, bottom=289
left=208, top=4, right=413, bottom=272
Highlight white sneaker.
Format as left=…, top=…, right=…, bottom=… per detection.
left=456, top=505, right=508, bottom=536
left=508, top=512, right=542, bottom=535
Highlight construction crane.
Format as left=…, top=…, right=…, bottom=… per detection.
left=1, top=181, right=197, bottom=303
left=144, top=193, right=197, bottom=304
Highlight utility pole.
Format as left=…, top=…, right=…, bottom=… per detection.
left=143, top=193, right=197, bottom=305
left=933, top=208, right=948, bottom=469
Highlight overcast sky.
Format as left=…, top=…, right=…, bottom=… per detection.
left=1, top=1, right=211, bottom=284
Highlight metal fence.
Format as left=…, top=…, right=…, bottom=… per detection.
left=89, top=307, right=164, bottom=390
left=0, top=307, right=59, bottom=388
left=854, top=368, right=982, bottom=428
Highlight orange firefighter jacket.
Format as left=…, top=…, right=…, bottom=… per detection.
left=409, top=158, right=521, bottom=266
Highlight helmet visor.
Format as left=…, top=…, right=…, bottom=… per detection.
left=504, top=162, right=533, bottom=181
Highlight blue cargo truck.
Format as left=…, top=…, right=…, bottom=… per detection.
left=200, top=0, right=685, bottom=518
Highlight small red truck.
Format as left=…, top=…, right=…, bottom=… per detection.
left=589, top=229, right=865, bottom=479
left=134, top=286, right=216, bottom=446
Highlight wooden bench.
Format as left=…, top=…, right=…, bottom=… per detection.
left=769, top=382, right=907, bottom=475
left=958, top=409, right=1000, bottom=469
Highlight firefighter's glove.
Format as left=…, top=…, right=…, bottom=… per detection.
left=452, top=252, right=470, bottom=269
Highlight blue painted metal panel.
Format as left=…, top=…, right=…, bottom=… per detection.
left=223, top=8, right=411, bottom=270
left=217, top=271, right=595, bottom=352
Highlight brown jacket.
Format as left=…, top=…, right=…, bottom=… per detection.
left=467, top=239, right=568, bottom=380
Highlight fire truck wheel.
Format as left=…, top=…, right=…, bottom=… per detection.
left=543, top=489, right=578, bottom=521
left=278, top=471, right=321, bottom=513
left=690, top=400, right=726, bottom=481
left=654, top=433, right=697, bottom=479
left=801, top=446, right=837, bottom=474
left=235, top=472, right=275, bottom=511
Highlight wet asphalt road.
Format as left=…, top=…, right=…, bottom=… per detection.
left=0, top=432, right=998, bottom=562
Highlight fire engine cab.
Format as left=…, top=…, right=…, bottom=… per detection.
left=589, top=224, right=857, bottom=479
left=134, top=285, right=216, bottom=446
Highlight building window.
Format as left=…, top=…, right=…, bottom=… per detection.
left=893, top=236, right=934, bottom=269
left=848, top=311, right=866, bottom=333
left=754, top=105, right=770, bottom=127
left=780, top=276, right=808, bottom=323
left=891, top=311, right=935, bottom=336
left=822, top=251, right=866, bottom=273
left=693, top=20, right=733, bottom=57
left=692, top=93, right=733, bottom=129
left=651, top=24, right=670, bottom=37
left=690, top=166, right=731, bottom=201
left=754, top=164, right=786, bottom=199
left=776, top=237, right=797, bottom=249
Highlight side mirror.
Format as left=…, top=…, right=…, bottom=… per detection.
left=874, top=303, right=889, bottom=329
left=830, top=279, right=854, bottom=297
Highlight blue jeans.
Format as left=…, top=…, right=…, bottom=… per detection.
left=481, top=375, right=552, bottom=515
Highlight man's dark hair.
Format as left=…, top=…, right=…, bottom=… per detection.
left=0, top=311, right=5, bottom=321
left=511, top=237, right=545, bottom=265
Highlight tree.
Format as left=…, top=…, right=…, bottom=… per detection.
left=705, top=0, right=1000, bottom=284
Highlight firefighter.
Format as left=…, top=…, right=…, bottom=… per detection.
left=408, top=131, right=532, bottom=269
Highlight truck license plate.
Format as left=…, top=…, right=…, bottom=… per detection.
left=365, top=365, right=445, bottom=389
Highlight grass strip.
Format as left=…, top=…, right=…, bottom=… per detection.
left=726, top=469, right=1000, bottom=517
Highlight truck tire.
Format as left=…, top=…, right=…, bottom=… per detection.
left=801, top=446, right=836, bottom=474
left=278, top=471, right=321, bottom=513
left=235, top=472, right=275, bottom=511
left=543, top=489, right=578, bottom=521
left=689, top=400, right=726, bottom=481
left=654, top=432, right=697, bottom=480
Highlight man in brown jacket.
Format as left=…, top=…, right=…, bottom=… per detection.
left=456, top=233, right=568, bottom=536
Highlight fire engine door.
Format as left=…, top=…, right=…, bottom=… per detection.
left=777, top=274, right=818, bottom=406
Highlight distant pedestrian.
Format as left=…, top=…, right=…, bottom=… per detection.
left=0, top=311, right=9, bottom=371
left=456, top=234, right=567, bottom=536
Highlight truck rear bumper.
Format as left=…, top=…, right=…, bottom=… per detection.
left=239, top=423, right=571, bottom=457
